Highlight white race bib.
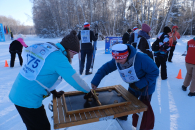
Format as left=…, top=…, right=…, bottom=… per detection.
left=117, top=53, right=140, bottom=83
left=81, top=30, right=90, bottom=43
left=20, top=43, right=58, bottom=80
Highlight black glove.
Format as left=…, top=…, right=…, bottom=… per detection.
left=130, top=83, right=145, bottom=92
left=51, top=90, right=64, bottom=98
left=84, top=91, right=93, bottom=99
left=173, top=41, right=177, bottom=45
left=26, top=46, right=28, bottom=48
left=95, top=33, right=98, bottom=36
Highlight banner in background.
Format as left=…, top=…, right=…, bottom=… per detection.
left=105, top=37, right=122, bottom=54
left=0, top=23, right=5, bottom=42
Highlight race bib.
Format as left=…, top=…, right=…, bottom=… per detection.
left=20, top=43, right=58, bottom=80
left=81, top=30, right=90, bottom=43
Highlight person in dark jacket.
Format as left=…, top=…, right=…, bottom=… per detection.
left=182, top=37, right=195, bottom=96
left=129, top=27, right=139, bottom=45
left=91, top=44, right=159, bottom=122
left=122, top=29, right=131, bottom=44
left=136, top=23, right=153, bottom=59
left=9, top=38, right=28, bottom=67
left=77, top=22, right=98, bottom=75
left=154, top=26, right=171, bottom=80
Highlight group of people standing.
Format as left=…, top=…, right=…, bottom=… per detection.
left=7, top=21, right=194, bottom=130
left=122, top=24, right=181, bottom=80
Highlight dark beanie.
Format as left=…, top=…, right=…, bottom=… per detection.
left=127, top=29, right=132, bottom=32
left=163, top=26, right=171, bottom=34
left=60, top=30, right=80, bottom=53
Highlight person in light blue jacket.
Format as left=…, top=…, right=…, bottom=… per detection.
left=9, top=30, right=90, bottom=130
left=91, top=44, right=159, bottom=121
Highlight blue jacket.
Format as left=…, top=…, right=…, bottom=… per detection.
left=91, top=45, right=159, bottom=96
left=9, top=43, right=90, bottom=108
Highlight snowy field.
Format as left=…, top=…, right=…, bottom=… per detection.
left=0, top=35, right=195, bottom=130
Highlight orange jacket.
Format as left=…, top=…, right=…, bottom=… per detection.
left=169, top=31, right=180, bottom=46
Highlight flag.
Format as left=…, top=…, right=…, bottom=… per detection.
left=9, top=27, right=11, bottom=33
left=7, top=26, right=9, bottom=33
left=5, top=26, right=8, bottom=34
left=4, top=26, right=6, bottom=34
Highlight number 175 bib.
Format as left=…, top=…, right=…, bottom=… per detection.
left=20, top=43, right=58, bottom=80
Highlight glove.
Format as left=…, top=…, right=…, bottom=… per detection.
left=25, top=46, right=28, bottom=48
left=51, top=90, right=64, bottom=98
left=130, top=83, right=145, bottom=92
left=159, top=42, right=163, bottom=46
left=95, top=33, right=98, bottom=36
left=84, top=91, right=93, bottom=99
left=166, top=47, right=171, bottom=51
left=173, top=41, right=177, bottom=45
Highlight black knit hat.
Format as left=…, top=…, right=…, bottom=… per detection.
left=163, top=26, right=171, bottom=34
left=60, top=30, right=80, bottom=53
left=127, top=29, right=132, bottom=32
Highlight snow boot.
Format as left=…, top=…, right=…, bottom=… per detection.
left=182, top=85, right=187, bottom=91
left=86, top=72, right=92, bottom=75
left=188, top=92, right=195, bottom=96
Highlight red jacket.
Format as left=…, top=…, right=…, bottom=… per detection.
left=169, top=31, right=180, bottom=47
left=186, top=39, right=195, bottom=65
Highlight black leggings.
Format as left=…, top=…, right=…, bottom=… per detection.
left=10, top=51, right=23, bottom=67
left=15, top=105, right=50, bottom=130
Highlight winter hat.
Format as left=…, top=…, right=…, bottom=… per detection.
left=127, top=29, right=132, bottom=32
left=133, top=27, right=138, bottom=31
left=112, top=44, right=129, bottom=59
left=16, top=38, right=27, bottom=47
left=142, top=23, right=151, bottom=33
left=163, top=26, right=171, bottom=34
left=172, top=25, right=178, bottom=30
left=84, top=22, right=90, bottom=28
left=60, top=30, right=80, bottom=53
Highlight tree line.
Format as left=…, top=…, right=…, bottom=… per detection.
left=0, top=15, right=35, bottom=35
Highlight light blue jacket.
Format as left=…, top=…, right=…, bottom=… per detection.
left=9, top=43, right=90, bottom=108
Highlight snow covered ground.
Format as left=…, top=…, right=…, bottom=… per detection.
left=0, top=35, right=195, bottom=130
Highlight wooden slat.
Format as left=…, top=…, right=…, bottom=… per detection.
left=115, top=86, right=130, bottom=101
left=57, top=97, right=65, bottom=123
left=89, top=111, right=97, bottom=118
left=93, top=110, right=102, bottom=117
left=98, top=110, right=107, bottom=117
left=107, top=108, right=116, bottom=115
left=64, top=115, right=71, bottom=123
left=54, top=118, right=99, bottom=129
left=69, top=114, right=77, bottom=122
left=84, top=112, right=92, bottom=119
left=91, top=90, right=101, bottom=106
left=103, top=109, right=111, bottom=116
left=112, top=107, right=120, bottom=114
left=74, top=113, right=82, bottom=121
left=65, top=100, right=131, bottom=115
left=64, top=91, right=84, bottom=96
left=62, top=94, right=69, bottom=115
left=117, top=85, right=147, bottom=108
left=79, top=113, right=87, bottom=120
left=52, top=95, right=59, bottom=125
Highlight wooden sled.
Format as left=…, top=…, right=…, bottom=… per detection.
left=52, top=85, right=147, bottom=129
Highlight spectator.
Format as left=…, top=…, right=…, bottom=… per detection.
left=9, top=38, right=28, bottom=67
left=122, top=29, right=132, bottom=44
left=182, top=37, right=195, bottom=96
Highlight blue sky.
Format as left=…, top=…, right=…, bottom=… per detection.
left=0, top=0, right=34, bottom=26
